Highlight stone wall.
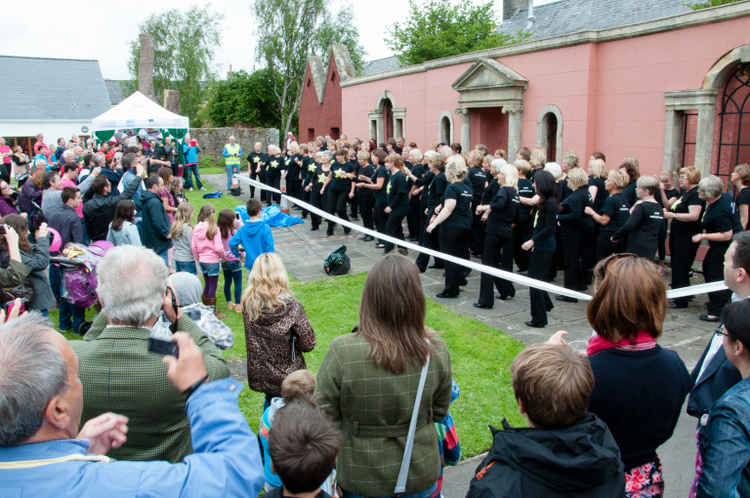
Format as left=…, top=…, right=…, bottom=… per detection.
left=189, top=127, right=280, bottom=159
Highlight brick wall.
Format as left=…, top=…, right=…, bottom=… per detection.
left=189, top=127, right=280, bottom=159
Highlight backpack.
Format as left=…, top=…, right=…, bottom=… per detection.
left=324, top=245, right=350, bottom=276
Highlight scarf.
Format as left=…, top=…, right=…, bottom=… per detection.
left=586, top=330, right=657, bottom=356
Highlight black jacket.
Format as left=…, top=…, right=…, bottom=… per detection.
left=82, top=176, right=139, bottom=242
left=467, top=414, right=625, bottom=498
left=139, top=190, right=173, bottom=254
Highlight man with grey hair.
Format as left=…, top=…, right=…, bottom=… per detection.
left=71, top=246, right=229, bottom=462
left=0, top=313, right=263, bottom=496
left=223, top=135, right=242, bottom=191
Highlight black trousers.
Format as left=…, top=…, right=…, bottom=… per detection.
left=384, top=207, right=408, bottom=251
left=258, top=171, right=270, bottom=204
left=528, top=249, right=554, bottom=325
left=439, top=225, right=470, bottom=295
left=657, top=219, right=667, bottom=261
left=670, top=231, right=699, bottom=305
left=349, top=191, right=358, bottom=217
left=561, top=227, right=584, bottom=291
left=478, top=231, right=515, bottom=306
left=416, top=209, right=443, bottom=271
left=309, top=186, right=323, bottom=229
left=407, top=197, right=421, bottom=240
left=704, top=244, right=732, bottom=316
left=513, top=220, right=531, bottom=272
left=374, top=198, right=388, bottom=241
left=249, top=170, right=258, bottom=198
left=596, top=231, right=622, bottom=262
left=358, top=193, right=374, bottom=229
left=327, top=189, right=349, bottom=234
left=268, top=175, right=281, bottom=203
left=470, top=209, right=485, bottom=255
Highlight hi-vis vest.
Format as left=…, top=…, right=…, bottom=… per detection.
left=225, top=144, right=241, bottom=166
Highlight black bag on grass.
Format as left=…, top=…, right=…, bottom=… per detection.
left=324, top=245, right=350, bottom=276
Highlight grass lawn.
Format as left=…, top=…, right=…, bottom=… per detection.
left=58, top=174, right=526, bottom=459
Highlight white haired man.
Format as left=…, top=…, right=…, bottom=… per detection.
left=223, top=135, right=242, bottom=191
left=71, top=246, right=230, bottom=462
left=0, top=313, right=263, bottom=496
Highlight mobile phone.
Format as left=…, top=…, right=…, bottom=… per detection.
left=147, top=337, right=178, bottom=357
left=235, top=213, right=240, bottom=220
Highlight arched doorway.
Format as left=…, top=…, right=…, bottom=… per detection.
left=440, top=114, right=452, bottom=144
left=381, top=98, right=394, bottom=142
left=716, top=63, right=750, bottom=177
left=543, top=113, right=558, bottom=162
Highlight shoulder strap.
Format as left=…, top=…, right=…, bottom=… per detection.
left=394, top=353, right=430, bottom=495
left=0, top=452, right=112, bottom=470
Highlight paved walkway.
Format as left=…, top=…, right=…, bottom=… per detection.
left=206, top=174, right=712, bottom=497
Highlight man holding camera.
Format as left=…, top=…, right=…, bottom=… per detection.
left=70, top=246, right=229, bottom=462
left=0, top=313, right=262, bottom=497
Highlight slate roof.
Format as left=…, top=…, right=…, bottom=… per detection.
left=360, top=56, right=402, bottom=77
left=499, top=0, right=692, bottom=40
left=0, top=56, right=112, bottom=120
left=104, top=79, right=129, bottom=106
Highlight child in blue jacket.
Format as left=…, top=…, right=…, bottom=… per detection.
left=229, top=198, right=274, bottom=270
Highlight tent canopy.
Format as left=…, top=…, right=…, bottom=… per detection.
left=90, top=91, right=189, bottom=140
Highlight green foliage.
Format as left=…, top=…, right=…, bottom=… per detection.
left=386, top=0, right=529, bottom=66
left=254, top=0, right=326, bottom=142
left=204, top=69, right=281, bottom=128
left=312, top=6, right=366, bottom=71
left=128, top=5, right=222, bottom=126
left=689, top=0, right=741, bottom=9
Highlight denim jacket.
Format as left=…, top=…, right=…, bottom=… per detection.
left=697, top=377, right=750, bottom=498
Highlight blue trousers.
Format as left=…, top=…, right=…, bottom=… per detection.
left=49, top=264, right=86, bottom=333
left=226, top=164, right=239, bottom=189
left=222, top=260, right=242, bottom=303
left=184, top=164, right=203, bottom=189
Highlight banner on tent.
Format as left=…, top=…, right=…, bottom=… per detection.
left=240, top=176, right=729, bottom=301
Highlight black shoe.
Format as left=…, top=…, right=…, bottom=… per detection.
left=418, top=266, right=426, bottom=273
left=458, top=278, right=468, bottom=286
left=524, top=320, right=547, bottom=328
left=496, top=294, right=511, bottom=301
left=669, top=300, right=688, bottom=309
left=436, top=290, right=459, bottom=298
left=344, top=227, right=351, bottom=234
left=556, top=295, right=578, bottom=303
left=326, top=230, right=334, bottom=237
left=428, top=264, right=444, bottom=269
left=473, top=302, right=492, bottom=309
left=311, top=226, right=319, bottom=231
left=384, top=245, right=394, bottom=254
left=699, top=313, right=720, bottom=322
left=546, top=304, right=554, bottom=312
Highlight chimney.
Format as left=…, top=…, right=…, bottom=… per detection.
left=228, top=64, right=233, bottom=76
left=503, top=0, right=527, bottom=21
left=138, top=33, right=155, bottom=100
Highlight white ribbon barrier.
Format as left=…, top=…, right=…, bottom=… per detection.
left=240, top=176, right=728, bottom=301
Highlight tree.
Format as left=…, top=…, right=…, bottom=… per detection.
left=312, top=6, right=366, bottom=71
left=385, top=0, right=528, bottom=66
left=689, top=0, right=741, bottom=9
left=127, top=6, right=222, bottom=126
left=204, top=69, right=281, bottom=128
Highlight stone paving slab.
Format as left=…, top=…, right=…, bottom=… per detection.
left=204, top=174, right=709, bottom=497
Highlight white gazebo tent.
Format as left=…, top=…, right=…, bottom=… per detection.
left=90, top=91, right=189, bottom=142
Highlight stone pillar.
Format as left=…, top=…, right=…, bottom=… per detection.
left=163, top=90, right=180, bottom=113
left=138, top=33, right=155, bottom=99
left=662, top=109, right=684, bottom=174
left=457, top=108, right=471, bottom=151
left=376, top=115, right=384, bottom=145
left=694, top=104, right=716, bottom=177
left=503, top=103, right=524, bottom=162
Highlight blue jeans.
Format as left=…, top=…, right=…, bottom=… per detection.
left=226, top=164, right=239, bottom=189
left=158, top=249, right=169, bottom=269
left=50, top=264, right=86, bottom=332
left=222, top=260, right=242, bottom=303
left=184, top=164, right=203, bottom=189
left=341, top=482, right=437, bottom=498
left=175, top=260, right=197, bottom=274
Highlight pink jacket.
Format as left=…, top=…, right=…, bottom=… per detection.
left=191, top=221, right=224, bottom=263
left=61, top=177, right=83, bottom=218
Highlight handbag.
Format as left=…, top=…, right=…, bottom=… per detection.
left=394, top=352, right=431, bottom=495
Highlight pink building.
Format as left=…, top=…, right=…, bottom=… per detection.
left=300, top=0, right=750, bottom=177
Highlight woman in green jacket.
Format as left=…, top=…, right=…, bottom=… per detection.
left=316, top=254, right=453, bottom=498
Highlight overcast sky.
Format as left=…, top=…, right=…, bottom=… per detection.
left=1, top=0, right=554, bottom=80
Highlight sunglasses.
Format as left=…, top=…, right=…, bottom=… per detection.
left=595, top=252, right=638, bottom=280
left=714, top=324, right=729, bottom=337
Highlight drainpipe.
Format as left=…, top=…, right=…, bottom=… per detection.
left=526, top=0, right=535, bottom=30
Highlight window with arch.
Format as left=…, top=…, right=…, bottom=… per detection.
left=440, top=116, right=451, bottom=144
left=716, top=63, right=750, bottom=177
left=536, top=106, right=563, bottom=163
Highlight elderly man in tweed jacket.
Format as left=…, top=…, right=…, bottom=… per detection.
left=71, top=245, right=229, bottom=463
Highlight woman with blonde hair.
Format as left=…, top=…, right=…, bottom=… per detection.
left=611, top=175, right=664, bottom=259
left=475, top=163, right=519, bottom=308
left=242, top=252, right=315, bottom=409
left=731, top=163, right=750, bottom=230
left=585, top=169, right=631, bottom=260
left=316, top=254, right=452, bottom=498
left=169, top=202, right=196, bottom=274
left=191, top=203, right=224, bottom=310
left=556, top=167, right=592, bottom=301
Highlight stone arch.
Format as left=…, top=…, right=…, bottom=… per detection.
left=536, top=105, right=563, bottom=163
left=368, top=90, right=406, bottom=143
left=438, top=112, right=453, bottom=144
left=702, top=45, right=750, bottom=90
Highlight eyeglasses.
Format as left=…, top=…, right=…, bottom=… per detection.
left=714, top=324, right=729, bottom=337
left=594, top=252, right=638, bottom=281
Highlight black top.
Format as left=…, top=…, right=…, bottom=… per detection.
left=312, top=164, right=328, bottom=188
left=517, top=177, right=535, bottom=223
left=598, top=192, right=630, bottom=235
left=303, top=158, right=317, bottom=184
left=622, top=181, right=638, bottom=206
left=371, top=165, right=388, bottom=202
left=736, top=187, right=750, bottom=230
left=386, top=170, right=409, bottom=211
left=486, top=186, right=518, bottom=236
left=531, top=199, right=558, bottom=252
left=330, top=160, right=353, bottom=192
left=442, top=181, right=473, bottom=229
left=558, top=188, right=591, bottom=231
left=418, top=170, right=434, bottom=207
left=670, top=186, right=705, bottom=237
left=266, top=154, right=284, bottom=179
left=701, top=193, right=735, bottom=249
left=589, top=176, right=608, bottom=212
left=588, top=346, right=690, bottom=470
left=481, top=178, right=500, bottom=205
left=286, top=154, right=301, bottom=180
left=466, top=167, right=487, bottom=202
left=357, top=163, right=375, bottom=197
left=613, top=201, right=663, bottom=258
left=558, top=179, right=573, bottom=201
left=427, top=172, right=447, bottom=212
